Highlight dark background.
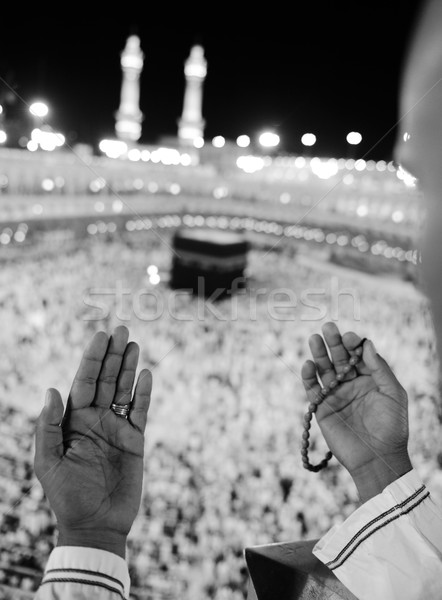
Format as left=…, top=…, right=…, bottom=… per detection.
left=0, top=2, right=425, bottom=159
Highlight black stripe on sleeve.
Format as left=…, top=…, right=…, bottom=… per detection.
left=326, top=484, right=427, bottom=567
left=45, top=567, right=124, bottom=589
left=40, top=577, right=126, bottom=599
left=328, top=491, right=430, bottom=570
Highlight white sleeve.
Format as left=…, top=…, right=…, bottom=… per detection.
left=313, top=469, right=442, bottom=600
left=34, top=546, right=131, bottom=600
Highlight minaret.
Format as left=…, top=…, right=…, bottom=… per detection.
left=178, top=45, right=207, bottom=145
left=115, top=35, right=144, bottom=143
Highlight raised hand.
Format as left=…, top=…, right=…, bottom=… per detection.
left=301, top=322, right=412, bottom=502
left=34, top=326, right=152, bottom=558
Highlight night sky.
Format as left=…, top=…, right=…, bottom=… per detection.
left=0, top=2, right=424, bottom=160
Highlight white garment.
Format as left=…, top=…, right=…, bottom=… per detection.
left=313, top=469, right=442, bottom=600
left=34, top=546, right=130, bottom=600
left=33, top=470, right=442, bottom=600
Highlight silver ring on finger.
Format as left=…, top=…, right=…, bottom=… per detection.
left=111, top=402, right=131, bottom=418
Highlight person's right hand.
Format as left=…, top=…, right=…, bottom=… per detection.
left=34, top=325, right=152, bottom=558
left=301, top=322, right=412, bottom=502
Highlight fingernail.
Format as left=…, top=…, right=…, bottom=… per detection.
left=365, top=340, right=377, bottom=359
left=45, top=390, right=51, bottom=408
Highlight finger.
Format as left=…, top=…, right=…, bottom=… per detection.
left=113, top=342, right=140, bottom=405
left=68, top=331, right=109, bottom=409
left=322, top=322, right=357, bottom=378
left=34, top=388, right=65, bottom=479
left=341, top=330, right=361, bottom=351
left=342, top=331, right=371, bottom=376
left=129, top=369, right=152, bottom=433
left=301, top=360, right=323, bottom=402
left=94, top=326, right=130, bottom=408
left=363, top=340, right=406, bottom=398
left=308, top=333, right=335, bottom=386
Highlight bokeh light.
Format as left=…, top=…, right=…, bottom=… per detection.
left=346, top=131, right=362, bottom=145
left=29, top=102, right=49, bottom=118
left=301, top=133, right=316, bottom=147
left=258, top=131, right=280, bottom=148
left=236, top=135, right=250, bottom=148
left=212, top=136, right=225, bottom=148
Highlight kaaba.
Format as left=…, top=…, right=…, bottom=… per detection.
left=170, top=228, right=249, bottom=297
left=245, top=540, right=357, bottom=600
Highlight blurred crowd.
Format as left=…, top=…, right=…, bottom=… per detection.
left=0, top=232, right=440, bottom=599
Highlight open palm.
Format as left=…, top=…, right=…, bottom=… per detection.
left=301, top=323, right=410, bottom=477
left=34, top=326, right=152, bottom=555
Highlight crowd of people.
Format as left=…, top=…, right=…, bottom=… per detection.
left=0, top=230, right=440, bottom=599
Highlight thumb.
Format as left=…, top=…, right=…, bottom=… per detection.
left=363, top=340, right=404, bottom=397
left=34, top=388, right=65, bottom=478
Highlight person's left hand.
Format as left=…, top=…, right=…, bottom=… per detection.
left=301, top=322, right=411, bottom=502
left=34, top=325, right=152, bottom=558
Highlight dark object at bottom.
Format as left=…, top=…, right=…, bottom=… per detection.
left=245, top=540, right=358, bottom=600
left=170, top=228, right=249, bottom=297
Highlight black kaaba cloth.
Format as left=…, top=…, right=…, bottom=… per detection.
left=245, top=540, right=357, bottom=600
left=170, top=228, right=249, bottom=296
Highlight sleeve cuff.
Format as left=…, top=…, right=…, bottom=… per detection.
left=41, top=546, right=130, bottom=599
left=312, top=468, right=428, bottom=569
